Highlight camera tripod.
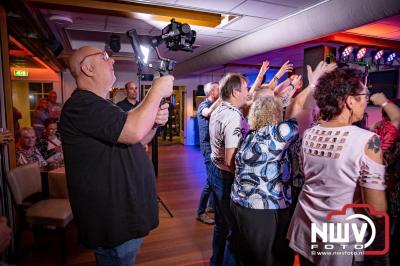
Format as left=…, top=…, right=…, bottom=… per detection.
left=151, top=132, right=174, bottom=218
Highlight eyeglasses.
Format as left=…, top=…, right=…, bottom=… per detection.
left=79, top=51, right=110, bottom=65
left=351, top=90, right=370, bottom=101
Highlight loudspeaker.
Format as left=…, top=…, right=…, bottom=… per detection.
left=109, top=34, right=121, bottom=53
left=45, top=39, right=63, bottom=57
left=196, top=85, right=205, bottom=96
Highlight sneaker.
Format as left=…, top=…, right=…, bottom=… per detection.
left=196, top=213, right=215, bottom=225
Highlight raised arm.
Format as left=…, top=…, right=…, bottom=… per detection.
left=267, top=60, right=293, bottom=90
left=202, top=98, right=223, bottom=118
left=370, top=93, right=400, bottom=129
left=248, top=60, right=270, bottom=96
left=285, top=61, right=337, bottom=136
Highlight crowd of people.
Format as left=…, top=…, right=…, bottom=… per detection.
left=195, top=60, right=400, bottom=266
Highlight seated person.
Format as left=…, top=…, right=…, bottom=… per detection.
left=37, top=118, right=63, bottom=164
left=16, top=127, right=47, bottom=167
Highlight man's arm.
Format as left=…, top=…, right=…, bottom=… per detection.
left=118, top=76, right=173, bottom=144
left=202, top=98, right=223, bottom=118
left=225, top=147, right=237, bottom=172
left=141, top=129, right=157, bottom=145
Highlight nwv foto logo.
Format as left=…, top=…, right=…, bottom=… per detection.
left=310, top=204, right=389, bottom=255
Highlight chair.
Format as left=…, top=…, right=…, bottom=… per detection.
left=7, top=163, right=73, bottom=265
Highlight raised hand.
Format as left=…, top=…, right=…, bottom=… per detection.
left=370, top=93, right=388, bottom=106
left=258, top=60, right=270, bottom=78
left=276, top=60, right=294, bottom=79
left=307, top=61, right=337, bottom=87
left=290, top=74, right=302, bottom=88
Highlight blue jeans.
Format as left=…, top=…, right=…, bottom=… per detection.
left=94, top=237, right=144, bottom=266
left=197, top=160, right=215, bottom=215
left=210, top=168, right=238, bottom=266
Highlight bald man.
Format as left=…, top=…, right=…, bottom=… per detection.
left=60, top=46, right=173, bottom=265
left=117, top=81, right=139, bottom=111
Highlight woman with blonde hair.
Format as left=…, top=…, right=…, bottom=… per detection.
left=231, top=61, right=336, bottom=265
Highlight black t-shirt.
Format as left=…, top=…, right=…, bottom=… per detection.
left=117, top=98, right=139, bottom=112
left=59, top=89, right=158, bottom=249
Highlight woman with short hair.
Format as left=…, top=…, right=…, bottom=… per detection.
left=287, top=67, right=387, bottom=266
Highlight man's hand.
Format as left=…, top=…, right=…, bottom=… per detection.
left=307, top=61, right=337, bottom=87
left=151, top=75, right=174, bottom=98
left=0, top=130, right=13, bottom=145
left=154, top=103, right=169, bottom=126
left=370, top=93, right=388, bottom=106
left=0, top=217, right=12, bottom=254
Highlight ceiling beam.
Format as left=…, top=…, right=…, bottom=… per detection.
left=321, top=33, right=400, bottom=49
left=29, top=0, right=222, bottom=27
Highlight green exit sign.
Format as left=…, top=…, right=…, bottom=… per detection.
left=14, top=70, right=29, bottom=77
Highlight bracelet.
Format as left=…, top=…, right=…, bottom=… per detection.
left=381, top=100, right=391, bottom=108
left=273, top=76, right=279, bottom=81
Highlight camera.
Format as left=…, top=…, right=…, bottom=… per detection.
left=160, top=19, right=196, bottom=52
left=127, top=18, right=196, bottom=76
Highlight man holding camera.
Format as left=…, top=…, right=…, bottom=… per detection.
left=60, top=46, right=173, bottom=265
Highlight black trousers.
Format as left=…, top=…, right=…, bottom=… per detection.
left=230, top=202, right=294, bottom=266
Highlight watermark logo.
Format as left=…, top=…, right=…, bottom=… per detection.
left=310, top=204, right=389, bottom=256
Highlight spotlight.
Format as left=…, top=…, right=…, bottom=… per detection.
left=385, top=51, right=397, bottom=63
left=341, top=45, right=353, bottom=59
left=109, top=33, right=121, bottom=53
left=371, top=49, right=384, bottom=61
left=355, top=47, right=367, bottom=61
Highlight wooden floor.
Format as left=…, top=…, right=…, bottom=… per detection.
left=19, top=145, right=213, bottom=266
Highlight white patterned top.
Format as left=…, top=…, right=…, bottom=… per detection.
left=287, top=124, right=386, bottom=265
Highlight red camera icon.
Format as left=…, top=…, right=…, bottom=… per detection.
left=326, top=203, right=389, bottom=256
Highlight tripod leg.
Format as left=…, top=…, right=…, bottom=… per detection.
left=157, top=195, right=173, bottom=218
